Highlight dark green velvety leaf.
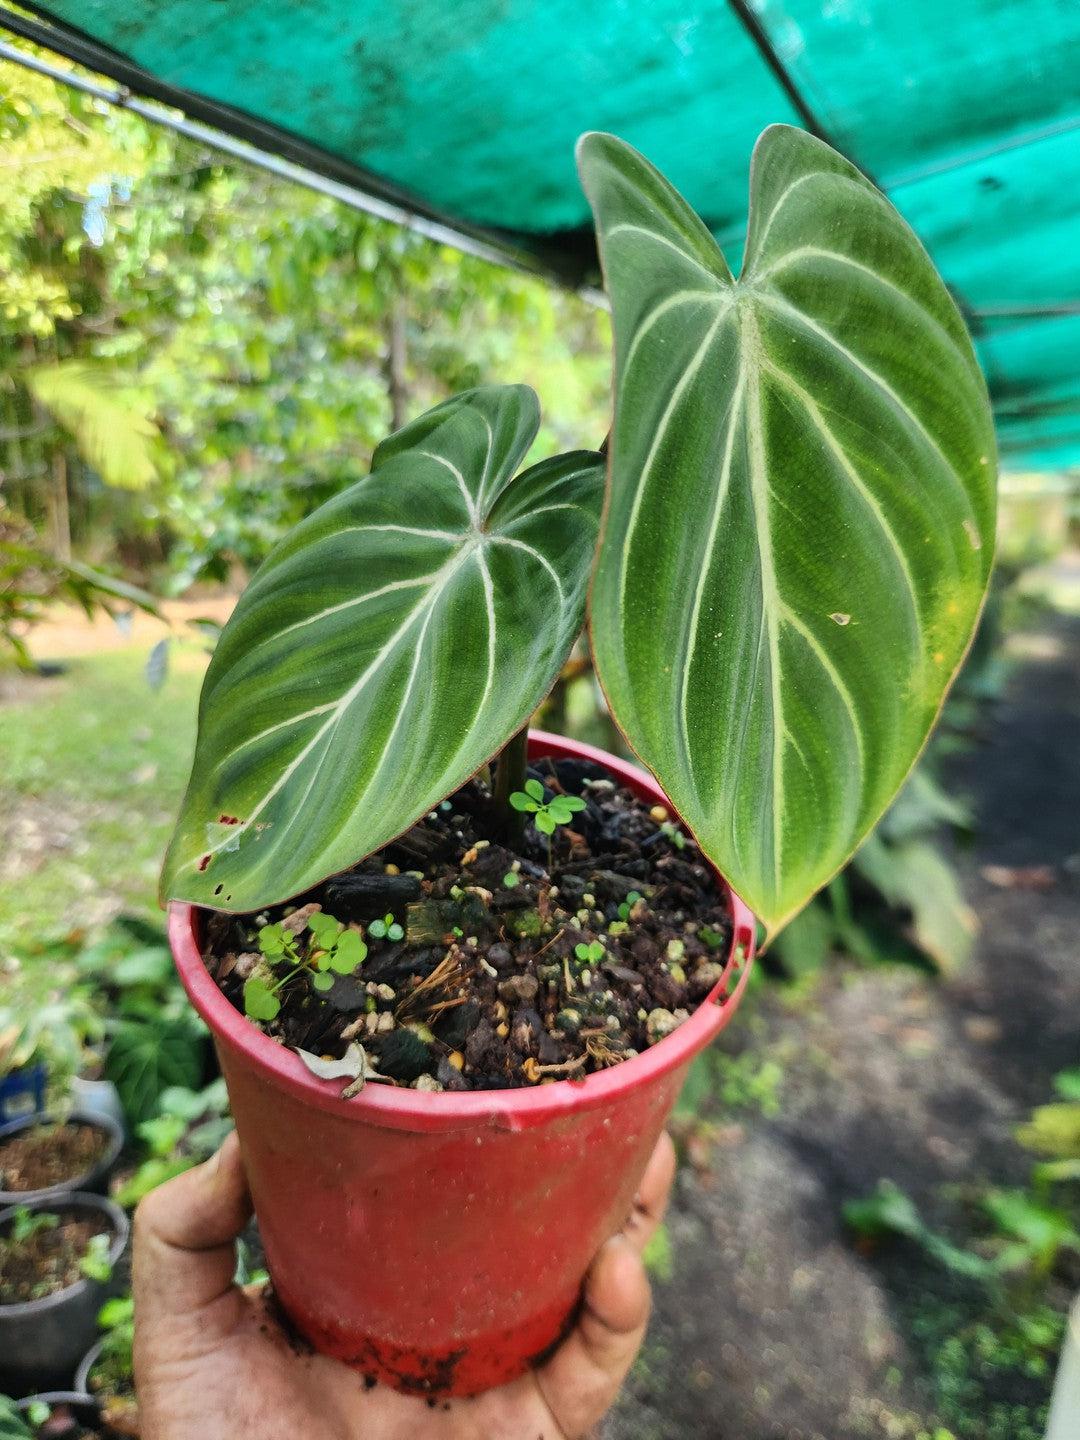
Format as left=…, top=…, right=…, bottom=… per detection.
left=162, top=386, right=603, bottom=910
left=105, top=1014, right=206, bottom=1126
left=578, top=127, right=996, bottom=938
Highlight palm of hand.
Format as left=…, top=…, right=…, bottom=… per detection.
left=133, top=1133, right=673, bottom=1440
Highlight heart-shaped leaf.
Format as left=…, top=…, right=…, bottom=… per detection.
left=243, top=976, right=281, bottom=1020
left=579, top=127, right=996, bottom=939
left=162, top=386, right=603, bottom=910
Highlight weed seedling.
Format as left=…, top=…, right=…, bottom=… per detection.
left=368, top=913, right=404, bottom=942
left=243, top=911, right=366, bottom=1020
left=510, top=779, right=586, bottom=866
left=617, top=890, right=643, bottom=921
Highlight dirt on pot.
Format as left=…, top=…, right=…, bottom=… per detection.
left=0, top=1123, right=110, bottom=1193
left=202, top=756, right=735, bottom=1092
left=0, top=1212, right=109, bottom=1304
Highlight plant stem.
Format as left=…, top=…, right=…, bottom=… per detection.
left=493, top=727, right=529, bottom=841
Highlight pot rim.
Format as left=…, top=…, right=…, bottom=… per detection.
left=17, top=1390, right=99, bottom=1419
left=73, top=1337, right=104, bottom=1396
left=0, top=1191, right=130, bottom=1319
left=169, top=729, right=757, bottom=1133
left=0, top=1110, right=124, bottom=1206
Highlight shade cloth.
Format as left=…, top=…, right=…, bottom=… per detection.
left=5, top=1, right=1079, bottom=467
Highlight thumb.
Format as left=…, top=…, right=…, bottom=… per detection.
left=133, top=1130, right=252, bottom=1325
left=533, top=1234, right=652, bottom=1438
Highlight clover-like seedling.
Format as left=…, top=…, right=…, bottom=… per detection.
left=307, top=912, right=368, bottom=992
left=510, top=778, right=587, bottom=836
left=502, top=871, right=520, bottom=889
left=368, top=912, right=404, bottom=942
left=244, top=911, right=367, bottom=1020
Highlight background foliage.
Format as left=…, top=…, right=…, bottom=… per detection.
left=0, top=48, right=610, bottom=591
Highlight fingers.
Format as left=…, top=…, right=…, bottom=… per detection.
left=532, top=1132, right=675, bottom=1438
left=534, top=1234, right=652, bottom=1439
left=134, top=1130, right=252, bottom=1321
left=621, top=1130, right=676, bottom=1255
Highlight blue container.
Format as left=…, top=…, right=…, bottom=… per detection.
left=0, top=1066, right=47, bottom=1126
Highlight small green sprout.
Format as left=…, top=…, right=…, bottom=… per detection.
left=8, top=1206, right=58, bottom=1243
left=574, top=940, right=605, bottom=965
left=79, top=1231, right=113, bottom=1283
left=27, top=1400, right=51, bottom=1427
left=308, top=913, right=369, bottom=991
left=699, top=925, right=725, bottom=949
left=509, top=778, right=586, bottom=836
left=243, top=911, right=367, bottom=1020
left=368, top=913, right=404, bottom=942
left=617, top=889, right=644, bottom=921
left=660, top=820, right=686, bottom=851
left=502, top=871, right=520, bottom=889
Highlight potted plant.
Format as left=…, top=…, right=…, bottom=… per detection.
left=75, top=1296, right=137, bottom=1436
left=0, top=1115, right=123, bottom=1209
left=0, top=1195, right=129, bottom=1394
left=162, top=125, right=995, bottom=1396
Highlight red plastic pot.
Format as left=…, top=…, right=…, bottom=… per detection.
left=169, top=730, right=756, bottom=1398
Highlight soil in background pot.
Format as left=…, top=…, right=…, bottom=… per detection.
left=0, top=1211, right=109, bottom=1304
left=202, top=755, right=734, bottom=1092
left=0, top=1125, right=109, bottom=1195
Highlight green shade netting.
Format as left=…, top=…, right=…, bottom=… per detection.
left=13, top=0, right=1080, bottom=467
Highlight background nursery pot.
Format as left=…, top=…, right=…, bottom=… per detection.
left=0, top=1112, right=123, bottom=1207
left=0, top=1193, right=128, bottom=1394
left=169, top=731, right=756, bottom=1398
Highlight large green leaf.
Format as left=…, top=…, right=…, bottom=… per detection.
left=578, top=127, right=996, bottom=938
left=162, top=385, right=602, bottom=910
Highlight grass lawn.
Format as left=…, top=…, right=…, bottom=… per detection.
left=0, top=642, right=206, bottom=997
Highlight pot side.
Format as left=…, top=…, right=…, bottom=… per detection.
left=169, top=730, right=756, bottom=1397
left=0, top=1193, right=129, bottom=1395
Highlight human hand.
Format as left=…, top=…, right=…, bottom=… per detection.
left=133, top=1128, right=675, bottom=1440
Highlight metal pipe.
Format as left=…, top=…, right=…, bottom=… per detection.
left=0, top=17, right=603, bottom=298
left=0, top=38, right=546, bottom=276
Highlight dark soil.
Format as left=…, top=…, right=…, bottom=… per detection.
left=0, top=1213, right=107, bottom=1303
left=0, top=1123, right=109, bottom=1193
left=202, top=756, right=735, bottom=1092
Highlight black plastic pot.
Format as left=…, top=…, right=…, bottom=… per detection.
left=73, top=1339, right=110, bottom=1398
left=0, top=1193, right=129, bottom=1395
left=0, top=1111, right=124, bottom=1206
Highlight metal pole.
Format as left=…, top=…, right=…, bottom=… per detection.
left=0, top=25, right=604, bottom=302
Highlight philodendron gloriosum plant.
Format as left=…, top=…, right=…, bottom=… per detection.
left=162, top=125, right=996, bottom=948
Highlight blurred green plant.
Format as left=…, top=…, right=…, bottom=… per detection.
left=0, top=1396, right=34, bottom=1440
left=113, top=1078, right=231, bottom=1206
